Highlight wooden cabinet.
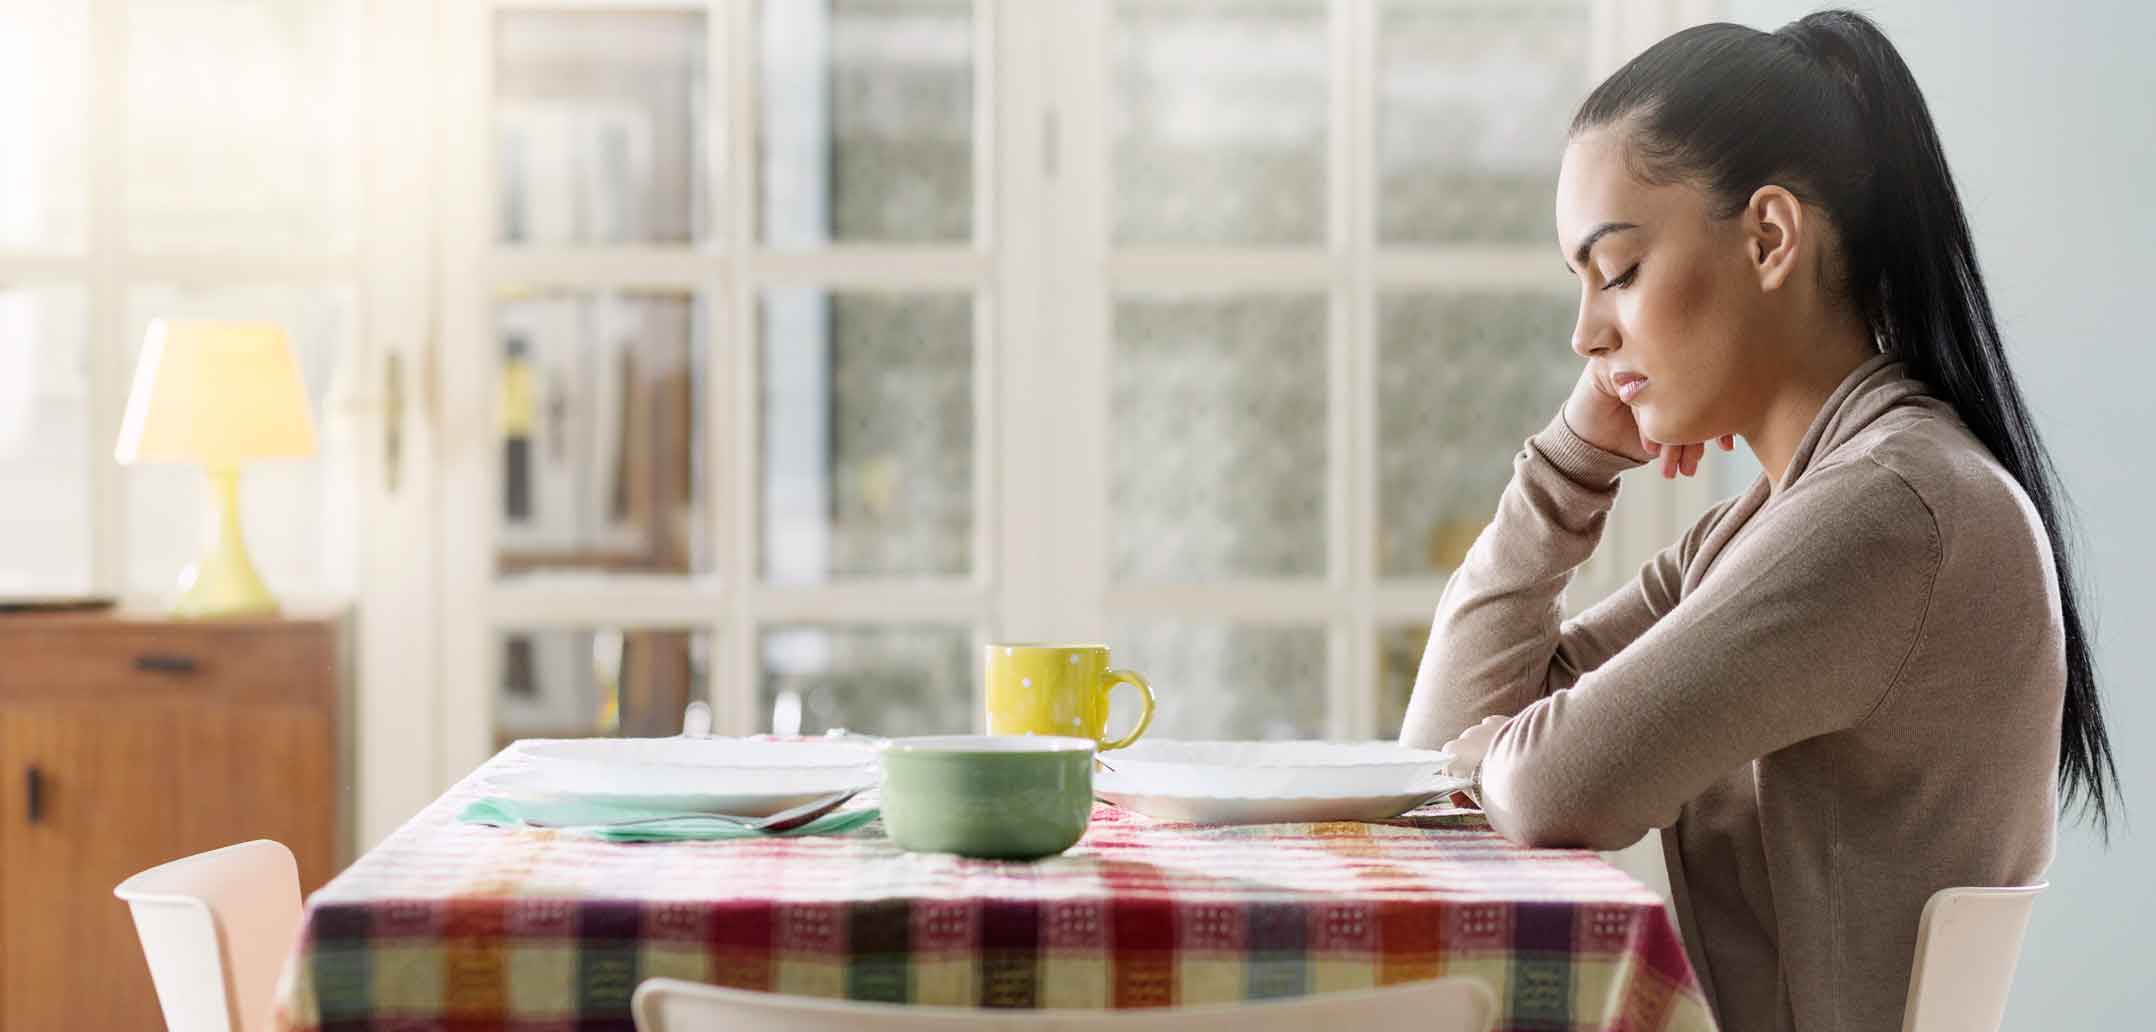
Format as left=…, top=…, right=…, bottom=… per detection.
left=0, top=611, right=344, bottom=1032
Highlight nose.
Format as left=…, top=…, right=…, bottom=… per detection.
left=1571, top=289, right=1614, bottom=360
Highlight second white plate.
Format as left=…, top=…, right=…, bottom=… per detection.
left=1094, top=781, right=1471, bottom=825
left=1093, top=739, right=1468, bottom=825
left=1099, top=740, right=1457, bottom=796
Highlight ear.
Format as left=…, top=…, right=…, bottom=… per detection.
left=1743, top=185, right=1805, bottom=293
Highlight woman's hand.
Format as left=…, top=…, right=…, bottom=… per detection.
left=1438, top=714, right=1509, bottom=808
left=1561, top=364, right=1735, bottom=479
left=1439, top=715, right=1509, bottom=778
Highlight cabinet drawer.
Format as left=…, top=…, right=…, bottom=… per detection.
left=0, top=622, right=335, bottom=706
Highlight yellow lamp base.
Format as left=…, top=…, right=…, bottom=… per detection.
left=171, top=466, right=279, bottom=619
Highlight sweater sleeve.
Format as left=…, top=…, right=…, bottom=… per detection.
left=1399, top=409, right=1690, bottom=749
left=1478, top=456, right=1942, bottom=850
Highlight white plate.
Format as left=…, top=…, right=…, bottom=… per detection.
left=1093, top=740, right=1468, bottom=825
left=1093, top=784, right=1470, bottom=825
left=1097, top=740, right=1457, bottom=798
left=492, top=737, right=879, bottom=816
left=520, top=736, right=880, bottom=771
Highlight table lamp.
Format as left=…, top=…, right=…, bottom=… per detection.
left=114, top=320, right=317, bottom=617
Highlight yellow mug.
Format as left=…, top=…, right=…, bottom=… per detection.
left=985, top=644, right=1156, bottom=751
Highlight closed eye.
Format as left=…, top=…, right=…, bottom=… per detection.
left=1601, top=263, right=1640, bottom=291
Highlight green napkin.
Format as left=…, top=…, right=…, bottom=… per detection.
left=458, top=797, right=879, bottom=842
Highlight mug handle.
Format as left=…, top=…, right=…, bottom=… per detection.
left=1096, top=668, right=1156, bottom=751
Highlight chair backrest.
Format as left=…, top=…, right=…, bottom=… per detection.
left=1902, top=882, right=2047, bottom=1032
left=632, top=976, right=1496, bottom=1032
left=113, top=839, right=303, bottom=1032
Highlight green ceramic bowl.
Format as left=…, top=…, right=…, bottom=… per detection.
left=880, top=735, right=1096, bottom=860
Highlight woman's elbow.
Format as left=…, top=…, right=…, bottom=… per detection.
left=1481, top=762, right=1643, bottom=851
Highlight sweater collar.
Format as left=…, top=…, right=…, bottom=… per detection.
left=1687, top=351, right=1930, bottom=589
left=1772, top=350, right=1928, bottom=495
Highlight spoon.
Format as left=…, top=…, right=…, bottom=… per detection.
left=526, top=786, right=865, bottom=833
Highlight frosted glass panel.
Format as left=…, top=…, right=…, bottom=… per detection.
left=1112, top=0, right=1327, bottom=244
left=1376, top=289, right=1575, bottom=577
left=496, top=10, right=708, bottom=245
left=760, top=625, right=974, bottom=737
left=1112, top=294, right=1326, bottom=580
left=760, top=0, right=974, bottom=247
left=759, top=291, right=973, bottom=583
left=495, top=290, right=708, bottom=578
left=1376, top=623, right=1429, bottom=740
left=126, top=0, right=360, bottom=252
left=0, top=286, right=91, bottom=595
left=1377, top=1, right=1591, bottom=244
left=0, top=1, right=88, bottom=250
left=122, top=284, right=355, bottom=597
left=1105, top=622, right=1326, bottom=740
left=496, top=628, right=708, bottom=749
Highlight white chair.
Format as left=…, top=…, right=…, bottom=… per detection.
left=1901, top=882, right=2047, bottom=1032
left=632, top=976, right=1496, bottom=1032
left=113, top=839, right=303, bottom=1032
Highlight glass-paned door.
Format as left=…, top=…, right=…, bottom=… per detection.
left=1049, top=0, right=1716, bottom=743
left=438, top=0, right=996, bottom=776
left=431, top=0, right=1724, bottom=781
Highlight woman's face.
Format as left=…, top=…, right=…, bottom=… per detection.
left=1555, top=127, right=1775, bottom=447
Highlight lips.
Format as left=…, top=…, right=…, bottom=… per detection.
left=1611, top=372, right=1649, bottom=403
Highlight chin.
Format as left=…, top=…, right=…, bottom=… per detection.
left=1637, top=409, right=1701, bottom=447
left=1634, top=409, right=1670, bottom=442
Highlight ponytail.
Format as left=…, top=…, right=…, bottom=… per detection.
left=1573, top=11, right=2120, bottom=834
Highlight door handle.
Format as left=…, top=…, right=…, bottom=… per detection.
left=133, top=652, right=199, bottom=675
left=25, top=765, right=42, bottom=824
left=385, top=351, right=405, bottom=494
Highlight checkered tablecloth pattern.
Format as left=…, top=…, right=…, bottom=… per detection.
left=271, top=743, right=1714, bottom=1031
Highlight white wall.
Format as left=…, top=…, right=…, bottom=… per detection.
left=1716, top=2, right=2156, bottom=1026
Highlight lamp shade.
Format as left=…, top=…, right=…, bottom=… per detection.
left=115, top=320, right=318, bottom=466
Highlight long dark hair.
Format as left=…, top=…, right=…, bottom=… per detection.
left=1572, top=10, right=2119, bottom=834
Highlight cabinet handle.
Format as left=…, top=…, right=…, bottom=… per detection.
left=133, top=652, right=199, bottom=675
left=25, top=766, right=42, bottom=824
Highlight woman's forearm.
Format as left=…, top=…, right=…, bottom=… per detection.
left=1398, top=410, right=1650, bottom=749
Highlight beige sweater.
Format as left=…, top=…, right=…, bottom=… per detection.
left=1400, top=351, right=2061, bottom=1032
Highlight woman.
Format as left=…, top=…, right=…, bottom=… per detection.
left=1397, top=11, right=2118, bottom=1031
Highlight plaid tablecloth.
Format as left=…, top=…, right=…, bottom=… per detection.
left=272, top=743, right=1715, bottom=1031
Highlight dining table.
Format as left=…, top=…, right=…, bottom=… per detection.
left=269, top=741, right=1717, bottom=1032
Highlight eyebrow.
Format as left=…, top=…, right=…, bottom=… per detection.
left=1565, top=221, right=1640, bottom=273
